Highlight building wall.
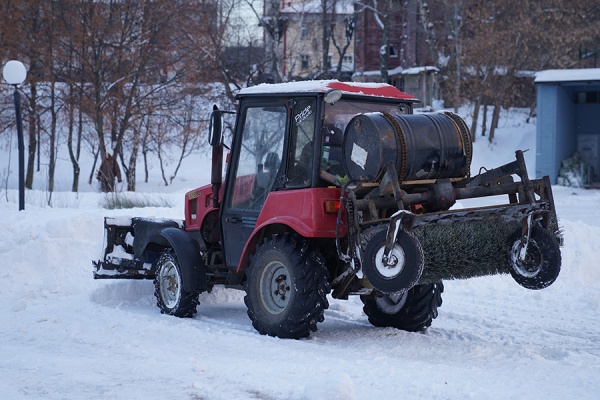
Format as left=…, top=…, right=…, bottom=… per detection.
left=354, top=4, right=405, bottom=74
left=283, top=12, right=355, bottom=79
left=536, top=85, right=576, bottom=182
left=536, top=82, right=600, bottom=183
left=575, top=102, right=600, bottom=177
left=353, top=0, right=437, bottom=75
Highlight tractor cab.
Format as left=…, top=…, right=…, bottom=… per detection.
left=204, top=81, right=418, bottom=270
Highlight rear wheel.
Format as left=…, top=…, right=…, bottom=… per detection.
left=154, top=250, right=199, bottom=317
left=360, top=282, right=444, bottom=332
left=244, top=234, right=329, bottom=339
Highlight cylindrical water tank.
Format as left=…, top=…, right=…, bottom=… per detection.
left=342, top=112, right=472, bottom=182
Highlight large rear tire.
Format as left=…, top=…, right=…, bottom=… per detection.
left=154, top=250, right=200, bottom=317
left=244, top=234, right=329, bottom=339
left=360, top=282, right=444, bottom=332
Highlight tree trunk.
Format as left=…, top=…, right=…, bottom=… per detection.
left=67, top=82, right=82, bottom=193
left=89, top=148, right=99, bottom=186
left=492, top=104, right=500, bottom=130
left=127, top=150, right=137, bottom=192
left=470, top=97, right=481, bottom=142
left=321, top=0, right=330, bottom=72
left=47, top=81, right=58, bottom=201
left=481, top=103, right=488, bottom=137
left=143, top=150, right=149, bottom=183
left=380, top=12, right=390, bottom=83
left=489, top=104, right=501, bottom=144
left=25, top=82, right=37, bottom=189
left=158, top=144, right=169, bottom=186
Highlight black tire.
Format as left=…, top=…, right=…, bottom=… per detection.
left=360, top=282, right=444, bottom=332
left=244, top=234, right=330, bottom=339
left=154, top=250, right=200, bottom=317
left=361, top=224, right=424, bottom=293
left=507, top=227, right=561, bottom=290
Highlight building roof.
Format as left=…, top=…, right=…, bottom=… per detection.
left=402, top=66, right=439, bottom=75
left=280, top=0, right=354, bottom=15
left=238, top=80, right=417, bottom=100
left=535, top=68, right=600, bottom=83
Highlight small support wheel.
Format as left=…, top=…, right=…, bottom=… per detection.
left=361, top=225, right=424, bottom=293
left=507, top=227, right=561, bottom=290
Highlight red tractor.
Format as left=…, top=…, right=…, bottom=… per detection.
left=94, top=80, right=562, bottom=339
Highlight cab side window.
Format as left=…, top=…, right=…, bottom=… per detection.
left=230, top=105, right=286, bottom=211
left=287, top=98, right=316, bottom=187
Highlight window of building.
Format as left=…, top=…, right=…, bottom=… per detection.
left=301, top=55, right=309, bottom=70
left=301, top=24, right=309, bottom=39
left=577, top=91, right=600, bottom=103
left=389, top=45, right=398, bottom=58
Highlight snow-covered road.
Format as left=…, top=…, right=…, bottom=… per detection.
left=1, top=186, right=599, bottom=400
left=1, top=107, right=599, bottom=399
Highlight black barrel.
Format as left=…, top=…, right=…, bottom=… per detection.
left=342, top=112, right=472, bottom=182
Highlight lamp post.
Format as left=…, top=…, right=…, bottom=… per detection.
left=3, top=60, right=27, bottom=211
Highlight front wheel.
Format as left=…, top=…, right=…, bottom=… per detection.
left=154, top=250, right=200, bottom=317
left=361, top=282, right=444, bottom=332
left=244, top=234, right=329, bottom=339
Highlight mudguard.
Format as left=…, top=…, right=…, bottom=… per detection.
left=158, top=227, right=207, bottom=293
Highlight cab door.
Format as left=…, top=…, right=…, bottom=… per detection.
left=220, top=100, right=288, bottom=269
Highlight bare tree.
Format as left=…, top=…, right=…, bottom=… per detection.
left=331, top=15, right=355, bottom=79
left=356, top=0, right=404, bottom=82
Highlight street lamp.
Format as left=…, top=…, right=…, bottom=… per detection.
left=3, top=60, right=27, bottom=211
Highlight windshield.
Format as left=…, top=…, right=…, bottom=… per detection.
left=323, top=99, right=410, bottom=134
left=320, top=99, right=410, bottom=186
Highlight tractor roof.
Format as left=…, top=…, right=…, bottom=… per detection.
left=237, top=80, right=418, bottom=102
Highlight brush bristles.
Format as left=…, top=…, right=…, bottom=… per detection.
left=413, top=218, right=520, bottom=284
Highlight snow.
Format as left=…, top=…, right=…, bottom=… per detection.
left=535, top=68, right=600, bottom=83
left=240, top=80, right=416, bottom=100
left=281, top=0, right=354, bottom=15
left=402, top=66, right=440, bottom=75
left=1, top=107, right=600, bottom=399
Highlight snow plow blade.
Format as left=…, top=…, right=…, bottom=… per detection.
left=93, top=217, right=183, bottom=280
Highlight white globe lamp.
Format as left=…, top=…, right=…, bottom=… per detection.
left=3, top=60, right=27, bottom=85
left=3, top=60, right=27, bottom=210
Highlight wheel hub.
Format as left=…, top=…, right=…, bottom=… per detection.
left=159, top=261, right=181, bottom=308
left=260, top=262, right=291, bottom=314
left=375, top=291, right=409, bottom=314
left=273, top=274, right=289, bottom=300
left=511, top=240, right=542, bottom=278
left=376, top=245, right=405, bottom=278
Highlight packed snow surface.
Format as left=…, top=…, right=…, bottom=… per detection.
left=1, top=108, right=599, bottom=399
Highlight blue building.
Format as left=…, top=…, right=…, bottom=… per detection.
left=535, top=68, right=600, bottom=183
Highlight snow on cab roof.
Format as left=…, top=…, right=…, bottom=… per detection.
left=237, top=80, right=417, bottom=101
left=535, top=68, right=600, bottom=83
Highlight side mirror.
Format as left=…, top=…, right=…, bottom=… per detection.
left=208, top=105, right=235, bottom=147
left=209, top=105, right=222, bottom=147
